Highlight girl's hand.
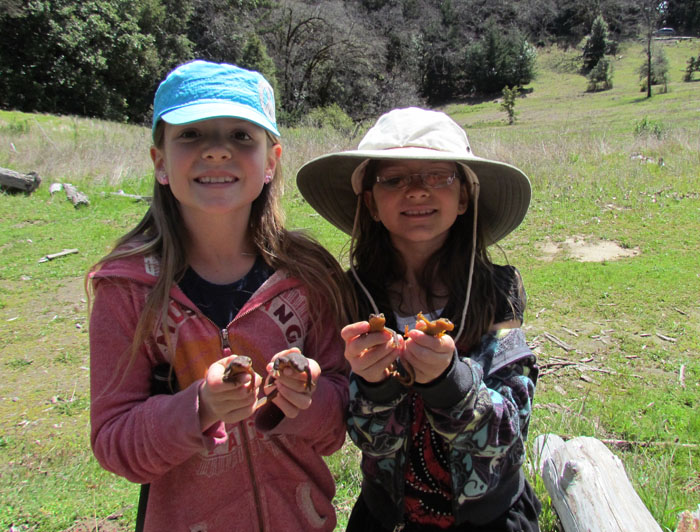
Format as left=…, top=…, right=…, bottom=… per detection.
left=402, top=329, right=455, bottom=384
left=198, top=353, right=262, bottom=430
left=341, top=321, right=402, bottom=383
left=264, top=348, right=320, bottom=419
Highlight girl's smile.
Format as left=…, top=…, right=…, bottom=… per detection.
left=194, top=174, right=238, bottom=184
left=401, top=208, right=437, bottom=217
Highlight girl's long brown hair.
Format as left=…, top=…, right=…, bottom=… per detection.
left=351, top=161, right=509, bottom=351
left=87, top=124, right=355, bottom=374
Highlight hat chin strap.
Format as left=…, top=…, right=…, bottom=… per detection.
left=453, top=164, right=480, bottom=346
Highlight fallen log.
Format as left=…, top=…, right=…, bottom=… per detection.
left=545, top=434, right=700, bottom=451
left=63, top=183, right=89, bottom=207
left=0, top=167, right=41, bottom=193
left=534, top=434, right=662, bottom=532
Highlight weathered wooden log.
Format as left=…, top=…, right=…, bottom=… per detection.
left=63, top=183, right=89, bottom=207
left=534, top=434, right=662, bottom=532
left=0, top=167, right=41, bottom=193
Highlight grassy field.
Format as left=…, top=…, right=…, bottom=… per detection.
left=1, top=40, right=699, bottom=531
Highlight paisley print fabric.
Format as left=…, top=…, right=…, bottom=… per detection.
left=347, top=327, right=538, bottom=528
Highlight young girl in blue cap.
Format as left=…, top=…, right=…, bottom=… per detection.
left=88, top=60, right=354, bottom=531
left=297, top=107, right=541, bottom=531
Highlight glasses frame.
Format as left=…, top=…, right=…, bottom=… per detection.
left=375, top=172, right=458, bottom=190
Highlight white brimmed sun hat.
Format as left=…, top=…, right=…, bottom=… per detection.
left=296, top=106, right=531, bottom=245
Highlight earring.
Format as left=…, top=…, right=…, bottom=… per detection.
left=157, top=172, right=169, bottom=185
left=264, top=173, right=272, bottom=184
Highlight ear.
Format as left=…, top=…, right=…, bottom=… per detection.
left=363, top=190, right=380, bottom=221
left=150, top=146, right=169, bottom=185
left=457, top=182, right=469, bottom=215
left=265, top=143, right=282, bottom=179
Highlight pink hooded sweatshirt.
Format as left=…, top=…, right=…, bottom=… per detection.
left=89, top=254, right=349, bottom=532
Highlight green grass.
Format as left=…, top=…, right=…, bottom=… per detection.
left=1, top=40, right=699, bottom=531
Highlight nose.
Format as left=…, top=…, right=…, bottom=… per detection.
left=201, top=136, right=232, bottom=161
left=405, top=179, right=430, bottom=198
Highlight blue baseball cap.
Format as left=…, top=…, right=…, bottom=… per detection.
left=152, top=60, right=280, bottom=140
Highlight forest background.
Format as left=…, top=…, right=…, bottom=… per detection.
left=1, top=0, right=700, bottom=127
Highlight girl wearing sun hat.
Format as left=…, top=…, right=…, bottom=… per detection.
left=88, top=60, right=354, bottom=531
left=297, top=107, right=541, bottom=531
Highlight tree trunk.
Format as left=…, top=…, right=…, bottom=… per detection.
left=647, top=34, right=653, bottom=98
left=534, top=434, right=662, bottom=532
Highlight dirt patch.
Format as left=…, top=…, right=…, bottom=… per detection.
left=61, top=515, right=130, bottom=532
left=537, top=236, right=640, bottom=262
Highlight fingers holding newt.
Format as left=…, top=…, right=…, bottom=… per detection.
left=342, top=312, right=456, bottom=386
left=262, top=348, right=320, bottom=419
left=341, top=314, right=404, bottom=383
left=199, top=352, right=263, bottom=429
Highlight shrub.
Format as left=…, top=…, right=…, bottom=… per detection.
left=684, top=56, right=700, bottom=82
left=638, top=47, right=669, bottom=93
left=463, top=25, right=537, bottom=95
left=586, top=57, right=614, bottom=92
left=582, top=15, right=611, bottom=72
left=634, top=116, right=666, bottom=139
left=500, top=86, right=519, bottom=124
left=301, top=103, right=355, bottom=135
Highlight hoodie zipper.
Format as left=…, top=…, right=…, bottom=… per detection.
left=220, top=327, right=266, bottom=531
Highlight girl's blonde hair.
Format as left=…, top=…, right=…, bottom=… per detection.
left=87, top=123, right=355, bottom=377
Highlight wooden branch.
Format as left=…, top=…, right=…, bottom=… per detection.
left=577, top=363, right=614, bottom=375
left=543, top=434, right=699, bottom=450
left=0, top=167, right=41, bottom=193
left=656, top=332, right=677, bottom=343
left=540, top=361, right=578, bottom=376
left=600, top=438, right=698, bottom=451
left=562, top=326, right=579, bottom=337
left=543, top=331, right=574, bottom=351
left=539, top=359, right=614, bottom=377
left=38, top=249, right=79, bottom=263
left=680, top=364, right=686, bottom=389
left=540, top=361, right=577, bottom=369
left=63, top=183, right=89, bottom=207
left=534, top=434, right=663, bottom=532
left=108, top=190, right=151, bottom=202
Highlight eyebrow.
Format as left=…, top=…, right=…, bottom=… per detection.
left=378, top=163, right=456, bottom=172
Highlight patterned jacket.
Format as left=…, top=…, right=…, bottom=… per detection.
left=347, top=276, right=537, bottom=528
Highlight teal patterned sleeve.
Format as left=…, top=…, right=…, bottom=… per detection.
left=423, top=328, right=537, bottom=454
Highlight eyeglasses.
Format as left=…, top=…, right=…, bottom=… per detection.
left=375, top=172, right=457, bottom=189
